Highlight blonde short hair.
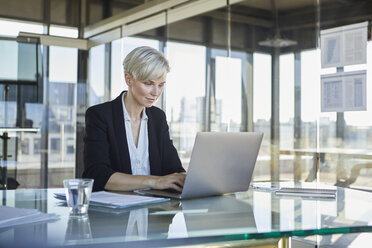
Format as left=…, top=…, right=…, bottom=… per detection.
left=123, top=46, right=170, bottom=81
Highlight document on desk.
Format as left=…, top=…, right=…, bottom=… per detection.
left=275, top=187, right=337, bottom=199
left=0, top=206, right=59, bottom=228
left=54, top=191, right=170, bottom=209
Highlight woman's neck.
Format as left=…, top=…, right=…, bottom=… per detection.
left=124, top=92, right=143, bottom=121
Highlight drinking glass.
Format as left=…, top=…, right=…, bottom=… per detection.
left=63, top=179, right=94, bottom=216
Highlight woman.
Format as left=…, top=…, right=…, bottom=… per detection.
left=83, top=46, right=186, bottom=192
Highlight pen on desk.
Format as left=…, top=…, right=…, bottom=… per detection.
left=250, top=184, right=280, bottom=192
left=275, top=188, right=337, bottom=199
left=275, top=191, right=336, bottom=198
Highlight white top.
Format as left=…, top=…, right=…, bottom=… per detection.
left=122, top=92, right=150, bottom=175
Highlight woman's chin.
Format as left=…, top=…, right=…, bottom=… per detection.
left=144, top=102, right=154, bottom=108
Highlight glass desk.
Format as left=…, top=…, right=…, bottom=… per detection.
left=1, top=182, right=372, bottom=247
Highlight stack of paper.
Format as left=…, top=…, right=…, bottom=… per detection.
left=0, top=206, right=59, bottom=229
left=54, top=191, right=170, bottom=209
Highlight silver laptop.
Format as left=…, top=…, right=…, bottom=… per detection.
left=136, top=132, right=263, bottom=199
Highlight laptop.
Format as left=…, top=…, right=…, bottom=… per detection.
left=136, top=132, right=263, bottom=199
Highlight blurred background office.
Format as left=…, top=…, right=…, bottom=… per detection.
left=0, top=0, right=372, bottom=193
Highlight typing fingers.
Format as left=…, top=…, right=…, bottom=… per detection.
left=165, top=174, right=185, bottom=191
left=169, top=182, right=183, bottom=192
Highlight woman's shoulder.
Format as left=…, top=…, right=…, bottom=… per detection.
left=146, top=105, right=166, bottom=118
left=86, top=93, right=122, bottom=115
left=86, top=101, right=112, bottom=115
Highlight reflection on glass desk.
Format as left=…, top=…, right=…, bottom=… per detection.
left=280, top=148, right=372, bottom=185
left=1, top=182, right=372, bottom=247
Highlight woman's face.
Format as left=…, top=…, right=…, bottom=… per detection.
left=125, top=73, right=165, bottom=108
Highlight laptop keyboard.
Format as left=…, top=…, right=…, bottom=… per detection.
left=138, top=188, right=182, bottom=198
left=162, top=188, right=182, bottom=194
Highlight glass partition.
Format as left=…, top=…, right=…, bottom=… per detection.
left=213, top=56, right=242, bottom=132
left=88, top=44, right=105, bottom=107
left=166, top=42, right=206, bottom=169
left=0, top=36, right=43, bottom=189
left=252, top=53, right=271, bottom=182
left=47, top=46, right=77, bottom=187
left=279, top=53, right=294, bottom=181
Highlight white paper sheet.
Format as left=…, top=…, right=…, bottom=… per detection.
left=0, top=206, right=59, bottom=228
left=321, top=70, right=367, bottom=112
left=55, top=191, right=169, bottom=209
left=321, top=22, right=367, bottom=68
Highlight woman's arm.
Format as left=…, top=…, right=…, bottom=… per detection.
left=83, top=106, right=116, bottom=191
left=105, top=172, right=186, bottom=191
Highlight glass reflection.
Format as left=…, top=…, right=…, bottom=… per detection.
left=125, top=208, right=148, bottom=241
left=174, top=195, right=257, bottom=237
left=250, top=182, right=372, bottom=233
left=1, top=186, right=372, bottom=247
left=168, top=212, right=188, bottom=238
left=64, top=215, right=92, bottom=242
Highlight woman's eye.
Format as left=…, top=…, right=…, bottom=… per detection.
left=159, top=84, right=164, bottom=88
left=144, top=82, right=152, bottom=86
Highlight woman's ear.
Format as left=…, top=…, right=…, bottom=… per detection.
left=124, top=72, right=132, bottom=86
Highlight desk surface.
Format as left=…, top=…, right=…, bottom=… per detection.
left=1, top=182, right=372, bottom=247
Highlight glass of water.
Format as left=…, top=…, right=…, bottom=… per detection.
left=63, top=179, right=94, bottom=216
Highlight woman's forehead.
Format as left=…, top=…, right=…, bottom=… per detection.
left=146, top=74, right=167, bottom=83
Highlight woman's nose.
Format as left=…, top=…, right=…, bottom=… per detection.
left=151, top=85, right=159, bottom=96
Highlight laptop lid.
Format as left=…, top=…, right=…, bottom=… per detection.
left=136, top=132, right=263, bottom=199
left=179, top=132, right=263, bottom=199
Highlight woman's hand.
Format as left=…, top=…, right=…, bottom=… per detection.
left=150, top=173, right=186, bottom=192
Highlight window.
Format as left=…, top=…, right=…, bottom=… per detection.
left=21, top=138, right=29, bottom=155
left=213, top=56, right=242, bottom=132
left=166, top=42, right=206, bottom=169
left=0, top=40, right=18, bottom=80
left=89, top=44, right=105, bottom=106
left=301, top=49, right=321, bottom=150
left=50, top=138, right=61, bottom=153
left=49, top=122, right=60, bottom=133
left=49, top=47, right=78, bottom=83
left=33, top=138, right=40, bottom=155
left=49, top=25, right=78, bottom=38
left=252, top=52, right=272, bottom=181
left=48, top=42, right=78, bottom=182
left=0, top=18, right=43, bottom=37
left=279, top=54, right=294, bottom=150
left=66, top=138, right=75, bottom=154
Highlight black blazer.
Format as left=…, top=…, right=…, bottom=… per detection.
left=83, top=91, right=185, bottom=191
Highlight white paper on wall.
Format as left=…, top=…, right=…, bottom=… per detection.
left=321, top=70, right=366, bottom=112
left=321, top=22, right=367, bottom=68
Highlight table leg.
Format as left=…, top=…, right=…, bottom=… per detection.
left=278, top=237, right=290, bottom=248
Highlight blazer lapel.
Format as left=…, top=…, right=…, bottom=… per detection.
left=112, top=91, right=132, bottom=174
left=147, top=108, right=162, bottom=175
